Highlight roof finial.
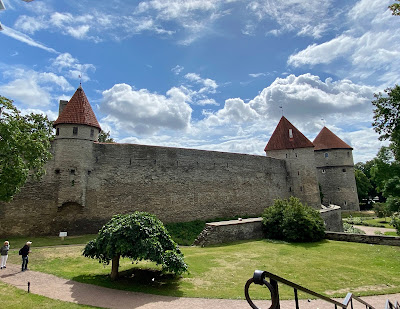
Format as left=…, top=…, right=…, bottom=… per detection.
left=279, top=105, right=284, bottom=116
left=321, top=118, right=326, bottom=127
left=79, top=73, right=82, bottom=88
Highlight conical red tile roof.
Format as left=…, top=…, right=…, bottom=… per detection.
left=313, top=127, right=352, bottom=150
left=264, top=116, right=314, bottom=151
left=53, top=86, right=101, bottom=130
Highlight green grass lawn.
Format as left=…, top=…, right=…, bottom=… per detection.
left=362, top=217, right=394, bottom=229
left=6, top=239, right=400, bottom=300
left=2, top=234, right=98, bottom=251
left=0, top=282, right=99, bottom=309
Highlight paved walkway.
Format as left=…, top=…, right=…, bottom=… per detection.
left=0, top=263, right=399, bottom=309
left=353, top=225, right=397, bottom=235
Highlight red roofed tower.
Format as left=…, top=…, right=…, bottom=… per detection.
left=313, top=127, right=359, bottom=210
left=52, top=86, right=101, bottom=210
left=265, top=117, right=320, bottom=208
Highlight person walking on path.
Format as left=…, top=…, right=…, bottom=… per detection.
left=0, top=241, right=9, bottom=269
left=19, top=241, right=31, bottom=272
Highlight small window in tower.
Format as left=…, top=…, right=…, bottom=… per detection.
left=55, top=169, right=60, bottom=174
left=56, top=128, right=60, bottom=136
left=295, top=153, right=298, bottom=157
left=322, top=169, right=326, bottom=174
left=342, top=168, right=346, bottom=172
left=73, top=127, right=78, bottom=135
left=289, top=129, right=293, bottom=139
left=337, top=187, right=340, bottom=191
left=344, top=201, right=347, bottom=206
left=286, top=153, right=288, bottom=158
left=70, top=169, right=75, bottom=175
left=347, top=151, right=350, bottom=157
left=90, top=129, right=94, bottom=137
left=297, top=171, right=300, bottom=175
left=289, top=186, right=292, bottom=192
left=300, top=186, right=303, bottom=192
left=324, top=152, right=329, bottom=158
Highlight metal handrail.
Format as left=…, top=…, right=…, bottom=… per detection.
left=385, top=299, right=400, bottom=309
left=245, top=270, right=378, bottom=309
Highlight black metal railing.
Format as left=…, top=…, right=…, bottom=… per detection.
left=385, top=299, right=400, bottom=309
left=245, top=270, right=398, bottom=309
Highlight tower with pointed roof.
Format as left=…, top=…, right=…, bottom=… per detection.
left=264, top=117, right=321, bottom=208
left=313, top=127, right=359, bottom=210
left=52, top=86, right=101, bottom=209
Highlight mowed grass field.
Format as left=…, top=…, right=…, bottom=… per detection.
left=6, top=239, right=400, bottom=300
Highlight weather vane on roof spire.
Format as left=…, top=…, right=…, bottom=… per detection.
left=79, top=73, right=82, bottom=87
left=279, top=105, right=284, bottom=116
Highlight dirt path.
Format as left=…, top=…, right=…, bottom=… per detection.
left=353, top=225, right=397, bottom=235
left=1, top=264, right=399, bottom=309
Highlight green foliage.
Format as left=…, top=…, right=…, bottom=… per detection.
left=354, top=170, right=373, bottom=201
left=97, top=130, right=115, bottom=143
left=391, top=214, right=400, bottom=236
left=372, top=85, right=400, bottom=160
left=370, top=146, right=400, bottom=194
left=343, top=223, right=366, bottom=234
left=83, top=212, right=187, bottom=276
left=0, top=96, right=53, bottom=202
left=373, top=202, right=393, bottom=218
left=165, top=220, right=206, bottom=246
left=389, top=0, right=400, bottom=16
left=262, top=197, right=325, bottom=242
left=387, top=196, right=400, bottom=213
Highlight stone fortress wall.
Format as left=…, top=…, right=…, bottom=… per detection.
left=0, top=87, right=360, bottom=236
left=0, top=141, right=292, bottom=235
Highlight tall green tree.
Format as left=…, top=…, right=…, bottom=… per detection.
left=0, top=96, right=53, bottom=202
left=83, top=212, right=187, bottom=280
left=372, top=85, right=400, bottom=160
left=389, top=0, right=400, bottom=15
left=370, top=146, right=400, bottom=193
left=98, top=130, right=115, bottom=143
left=354, top=169, right=372, bottom=201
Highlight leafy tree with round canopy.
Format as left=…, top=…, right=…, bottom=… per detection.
left=0, top=96, right=53, bottom=202
left=83, top=212, right=188, bottom=280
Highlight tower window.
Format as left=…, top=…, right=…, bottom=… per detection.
left=90, top=129, right=94, bottom=137
left=285, top=153, right=288, bottom=158
left=73, top=127, right=78, bottom=135
left=70, top=169, right=75, bottom=175
left=56, top=128, right=60, bottom=136
left=347, top=151, right=350, bottom=157
left=322, top=169, right=326, bottom=174
left=324, top=152, right=329, bottom=158
left=295, top=153, right=298, bottom=157
left=297, top=171, right=300, bottom=175
left=289, top=129, right=293, bottom=139
left=342, top=168, right=346, bottom=172
left=344, top=201, right=347, bottom=206
left=300, top=186, right=303, bottom=192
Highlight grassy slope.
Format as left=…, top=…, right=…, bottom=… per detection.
left=6, top=239, right=400, bottom=300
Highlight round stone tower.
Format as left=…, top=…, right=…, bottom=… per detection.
left=265, top=117, right=321, bottom=208
left=52, top=85, right=101, bottom=208
left=313, top=127, right=359, bottom=211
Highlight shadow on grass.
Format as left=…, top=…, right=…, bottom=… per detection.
left=72, top=267, right=185, bottom=297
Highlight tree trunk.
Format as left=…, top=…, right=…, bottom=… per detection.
left=110, top=254, right=120, bottom=281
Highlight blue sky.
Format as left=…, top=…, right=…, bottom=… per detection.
left=1, top=0, right=399, bottom=163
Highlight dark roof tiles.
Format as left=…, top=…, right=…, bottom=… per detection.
left=53, top=86, right=101, bottom=130
left=313, top=127, right=352, bottom=150
left=264, top=116, right=314, bottom=151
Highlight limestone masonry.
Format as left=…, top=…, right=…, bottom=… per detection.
left=0, top=86, right=359, bottom=236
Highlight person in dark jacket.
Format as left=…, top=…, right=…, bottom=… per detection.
left=20, top=241, right=32, bottom=271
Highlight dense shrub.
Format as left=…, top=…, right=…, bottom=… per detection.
left=262, top=197, right=325, bottom=242
left=373, top=202, right=393, bottom=218
left=343, top=223, right=366, bottom=234
left=391, top=214, right=400, bottom=236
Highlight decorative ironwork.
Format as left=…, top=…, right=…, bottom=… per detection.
left=245, top=270, right=398, bottom=309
